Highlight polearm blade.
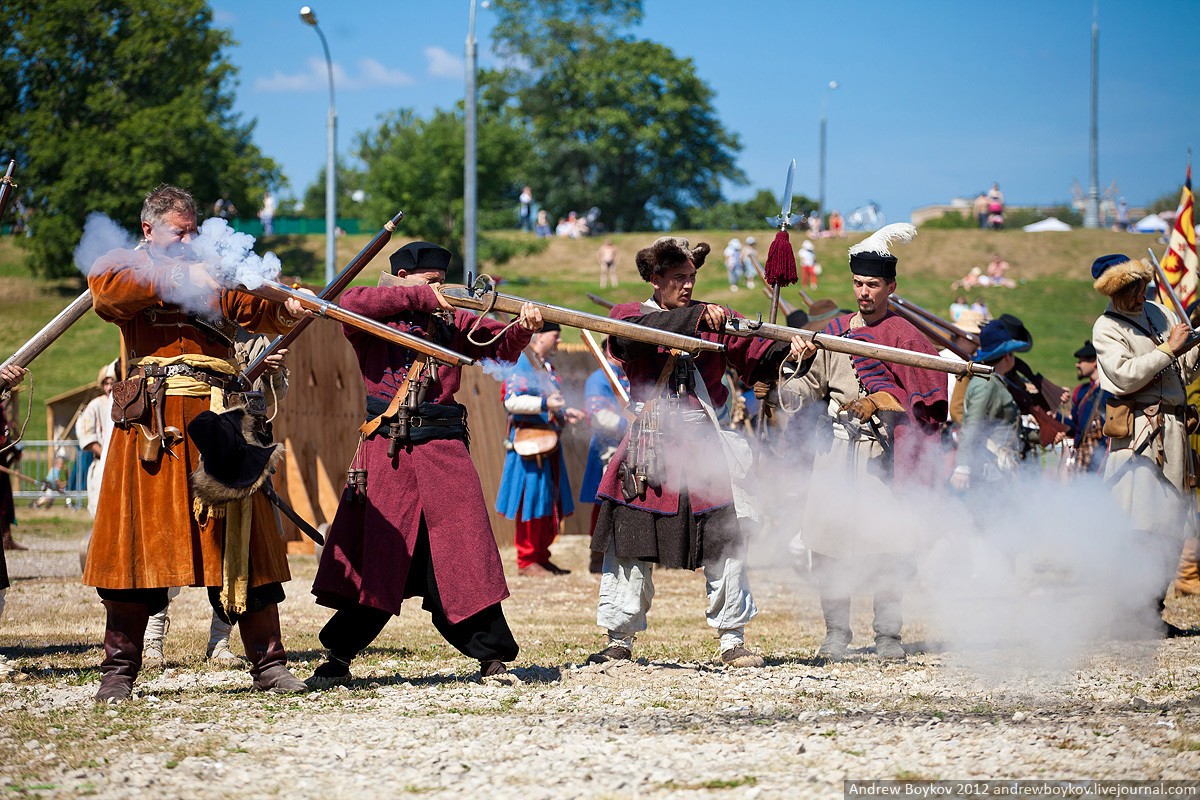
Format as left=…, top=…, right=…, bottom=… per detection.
left=765, top=159, right=802, bottom=229
left=440, top=284, right=725, bottom=356
left=723, top=317, right=994, bottom=377
left=242, top=211, right=404, bottom=385
left=242, top=279, right=474, bottom=367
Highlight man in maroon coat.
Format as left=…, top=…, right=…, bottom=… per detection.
left=311, top=242, right=543, bottom=684
left=587, top=237, right=800, bottom=668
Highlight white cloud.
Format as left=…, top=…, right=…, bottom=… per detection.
left=424, top=46, right=464, bottom=80
left=254, top=57, right=415, bottom=92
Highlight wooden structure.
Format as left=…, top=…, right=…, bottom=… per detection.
left=271, top=325, right=602, bottom=552
left=44, top=384, right=103, bottom=443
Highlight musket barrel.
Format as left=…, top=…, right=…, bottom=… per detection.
left=243, top=211, right=404, bottom=384
left=1, top=290, right=95, bottom=389
left=243, top=280, right=475, bottom=367
left=723, top=317, right=994, bottom=377
left=887, top=299, right=973, bottom=361
left=441, top=286, right=725, bottom=355
left=891, top=295, right=980, bottom=344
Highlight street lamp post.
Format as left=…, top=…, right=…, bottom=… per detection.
left=1083, top=0, right=1101, bottom=229
left=301, top=5, right=337, bottom=284
left=464, top=0, right=480, bottom=284
left=818, top=80, right=838, bottom=221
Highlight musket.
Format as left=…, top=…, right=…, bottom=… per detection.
left=722, top=316, right=994, bottom=377
left=890, top=295, right=980, bottom=345
left=587, top=292, right=615, bottom=310
left=441, top=280, right=725, bottom=356
left=747, top=256, right=798, bottom=315
left=242, top=211, right=404, bottom=385
left=886, top=299, right=973, bottom=361
left=796, top=288, right=817, bottom=308
left=240, top=279, right=475, bottom=367
left=1148, top=248, right=1193, bottom=330
left=580, top=329, right=630, bottom=407
left=1, top=290, right=95, bottom=390
left=0, top=161, right=16, bottom=227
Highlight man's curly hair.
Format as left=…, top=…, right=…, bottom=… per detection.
left=634, top=236, right=710, bottom=282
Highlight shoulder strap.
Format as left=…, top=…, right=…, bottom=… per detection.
left=1103, top=310, right=1161, bottom=345
left=360, top=357, right=424, bottom=438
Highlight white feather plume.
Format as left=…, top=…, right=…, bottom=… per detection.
left=847, top=222, right=917, bottom=257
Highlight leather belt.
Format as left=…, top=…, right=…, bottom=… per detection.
left=135, top=363, right=232, bottom=390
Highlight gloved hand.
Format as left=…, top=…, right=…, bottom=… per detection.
left=753, top=381, right=772, bottom=400
left=839, top=396, right=878, bottom=422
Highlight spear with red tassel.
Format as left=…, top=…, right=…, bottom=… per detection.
left=754, top=160, right=803, bottom=437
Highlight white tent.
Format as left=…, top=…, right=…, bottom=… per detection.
left=1022, top=217, right=1072, bottom=232
left=1134, top=214, right=1170, bottom=233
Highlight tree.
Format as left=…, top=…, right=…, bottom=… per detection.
left=508, top=39, right=744, bottom=232
left=489, top=0, right=642, bottom=68
left=0, top=1, right=281, bottom=278
left=355, top=105, right=535, bottom=272
left=301, top=161, right=367, bottom=220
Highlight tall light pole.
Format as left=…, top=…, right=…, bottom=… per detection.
left=301, top=6, right=337, bottom=284
left=818, top=80, right=838, bottom=220
left=1084, top=0, right=1101, bottom=229
left=464, top=0, right=488, bottom=283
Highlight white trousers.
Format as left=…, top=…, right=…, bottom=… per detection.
left=595, top=540, right=757, bottom=647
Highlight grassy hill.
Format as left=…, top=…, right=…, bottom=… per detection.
left=0, top=226, right=1165, bottom=439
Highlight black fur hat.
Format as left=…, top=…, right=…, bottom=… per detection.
left=390, top=241, right=452, bottom=275
left=634, top=236, right=710, bottom=282
left=187, top=408, right=284, bottom=504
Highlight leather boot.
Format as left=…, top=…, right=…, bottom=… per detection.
left=2, top=528, right=26, bottom=552
left=95, top=600, right=149, bottom=703
left=816, top=596, right=852, bottom=661
left=238, top=604, right=307, bottom=693
left=1175, top=538, right=1200, bottom=596
left=873, top=591, right=906, bottom=660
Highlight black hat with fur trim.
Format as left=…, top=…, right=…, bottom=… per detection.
left=186, top=408, right=284, bottom=504
left=390, top=241, right=452, bottom=276
left=635, top=236, right=710, bottom=282
left=1092, top=253, right=1154, bottom=297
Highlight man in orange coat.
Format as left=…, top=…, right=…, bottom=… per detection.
left=84, top=185, right=311, bottom=702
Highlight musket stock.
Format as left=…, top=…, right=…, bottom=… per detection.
left=242, top=280, right=474, bottom=367
left=722, top=317, right=994, bottom=377
left=442, top=284, right=724, bottom=356
left=580, top=329, right=630, bottom=407
left=1, top=290, right=95, bottom=389
left=243, top=211, right=404, bottom=385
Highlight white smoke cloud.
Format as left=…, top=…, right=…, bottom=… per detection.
left=255, top=57, right=415, bottom=92
left=192, top=218, right=281, bottom=291
left=424, top=46, right=463, bottom=79
left=73, top=213, right=137, bottom=276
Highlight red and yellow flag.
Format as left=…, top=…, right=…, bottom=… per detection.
left=1159, top=160, right=1198, bottom=312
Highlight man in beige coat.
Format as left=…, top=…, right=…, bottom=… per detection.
left=1091, top=253, right=1200, bottom=636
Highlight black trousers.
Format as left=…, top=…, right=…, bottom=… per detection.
left=319, top=527, right=518, bottom=663
left=97, top=582, right=285, bottom=622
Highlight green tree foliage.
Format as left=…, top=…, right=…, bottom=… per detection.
left=488, top=1, right=743, bottom=232
left=356, top=106, right=537, bottom=272
left=675, top=189, right=816, bottom=231
left=1149, top=187, right=1186, bottom=215
left=301, top=161, right=367, bottom=220
left=0, top=1, right=281, bottom=278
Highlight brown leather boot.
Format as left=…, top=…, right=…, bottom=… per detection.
left=95, top=600, right=149, bottom=703
left=1176, top=538, right=1200, bottom=596
left=2, top=527, right=27, bottom=552
left=238, top=604, right=307, bottom=693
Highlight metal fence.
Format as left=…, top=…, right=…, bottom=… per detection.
left=7, top=439, right=88, bottom=510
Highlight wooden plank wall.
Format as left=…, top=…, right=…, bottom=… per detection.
left=272, top=330, right=604, bottom=551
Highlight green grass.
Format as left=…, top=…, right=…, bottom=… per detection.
left=0, top=227, right=1131, bottom=439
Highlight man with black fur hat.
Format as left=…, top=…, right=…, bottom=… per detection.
left=310, top=242, right=544, bottom=684
left=782, top=224, right=947, bottom=661
left=587, top=236, right=797, bottom=668
left=1092, top=253, right=1200, bottom=637
left=495, top=321, right=585, bottom=576
left=1067, top=339, right=1110, bottom=473
left=84, top=184, right=312, bottom=703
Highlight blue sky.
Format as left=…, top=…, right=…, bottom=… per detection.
left=212, top=0, right=1200, bottom=221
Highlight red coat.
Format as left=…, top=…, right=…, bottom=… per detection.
left=311, top=285, right=531, bottom=623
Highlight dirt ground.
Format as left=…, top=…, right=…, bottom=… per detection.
left=1, top=510, right=1200, bottom=798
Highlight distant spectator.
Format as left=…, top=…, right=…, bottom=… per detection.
left=597, top=238, right=619, bottom=289
left=807, top=211, right=823, bottom=237
left=986, top=256, right=1016, bottom=288
left=555, top=217, right=571, bottom=237
left=258, top=190, right=276, bottom=237
left=1115, top=197, right=1129, bottom=232
left=798, top=239, right=818, bottom=290
left=950, top=295, right=969, bottom=321
left=970, top=297, right=990, bottom=318
left=32, top=455, right=68, bottom=509
left=570, top=211, right=590, bottom=238
left=535, top=209, right=552, bottom=238
left=742, top=236, right=760, bottom=283
left=828, top=210, right=845, bottom=238
left=518, top=186, right=533, bottom=232
left=972, top=193, right=989, bottom=229
left=987, top=183, right=1004, bottom=212
left=724, top=238, right=744, bottom=292
left=213, top=193, right=237, bottom=221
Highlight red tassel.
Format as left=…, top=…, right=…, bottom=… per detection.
left=763, top=229, right=798, bottom=287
